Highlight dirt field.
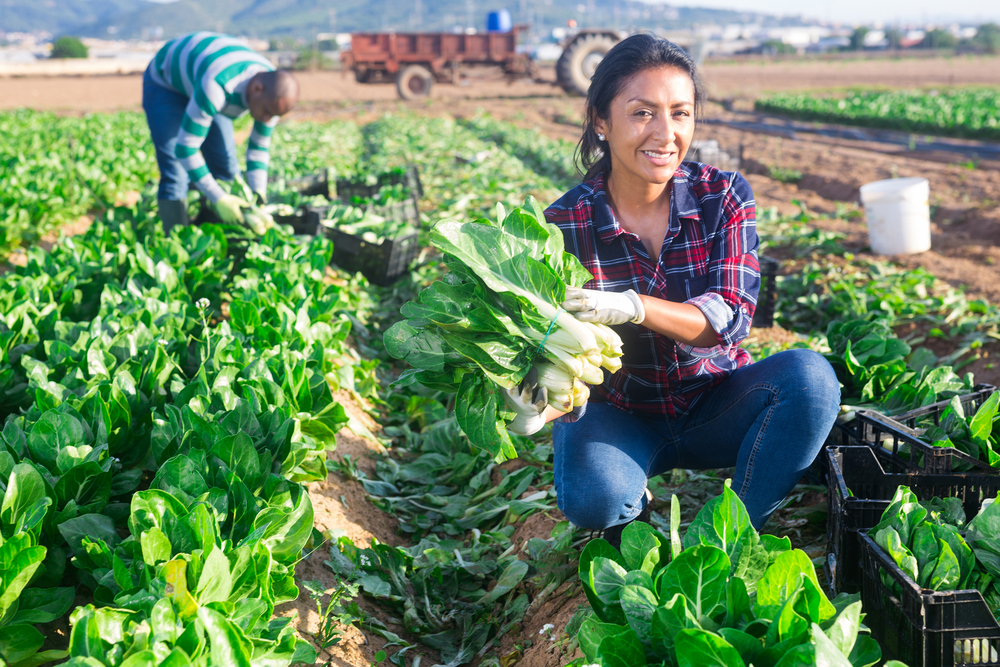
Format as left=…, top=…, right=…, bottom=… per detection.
left=5, top=54, right=1000, bottom=112
left=7, top=55, right=1000, bottom=666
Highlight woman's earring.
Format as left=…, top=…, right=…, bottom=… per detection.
left=597, top=133, right=606, bottom=141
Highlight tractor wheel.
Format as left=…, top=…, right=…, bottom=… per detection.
left=396, top=65, right=434, bottom=100
left=556, top=33, right=618, bottom=96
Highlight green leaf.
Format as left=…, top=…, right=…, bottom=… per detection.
left=658, top=545, right=730, bottom=620
left=620, top=521, right=666, bottom=574
left=822, top=600, right=862, bottom=657
left=619, top=584, right=658, bottom=643
left=810, top=622, right=854, bottom=667
left=197, top=607, right=251, bottom=667
left=578, top=618, right=631, bottom=663
left=684, top=484, right=758, bottom=580
left=1, top=462, right=50, bottom=536
left=196, top=545, right=233, bottom=604
left=454, top=373, right=517, bottom=462
left=0, top=625, right=45, bottom=665
left=848, top=634, right=882, bottom=667
left=26, top=411, right=86, bottom=472
left=596, top=625, right=647, bottom=667
left=650, top=594, right=699, bottom=658
left=579, top=538, right=628, bottom=625
left=874, top=527, right=918, bottom=582
left=675, top=628, right=746, bottom=667
left=140, top=527, right=173, bottom=565
left=480, top=558, right=528, bottom=605
left=970, top=392, right=1000, bottom=444
left=15, top=587, right=75, bottom=624
left=718, top=628, right=762, bottom=663
left=0, top=539, right=46, bottom=623
left=756, top=549, right=835, bottom=622
left=58, top=513, right=119, bottom=555
left=591, top=557, right=629, bottom=606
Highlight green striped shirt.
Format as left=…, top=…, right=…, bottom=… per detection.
left=148, top=32, right=277, bottom=202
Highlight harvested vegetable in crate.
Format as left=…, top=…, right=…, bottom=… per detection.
left=384, top=197, right=623, bottom=462
left=918, top=392, right=1000, bottom=466
left=321, top=202, right=417, bottom=244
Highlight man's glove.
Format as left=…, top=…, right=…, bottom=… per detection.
left=253, top=191, right=267, bottom=206
left=215, top=194, right=249, bottom=224
left=561, top=287, right=645, bottom=325
left=504, top=367, right=548, bottom=437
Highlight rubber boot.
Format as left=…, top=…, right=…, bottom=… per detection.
left=158, top=199, right=189, bottom=236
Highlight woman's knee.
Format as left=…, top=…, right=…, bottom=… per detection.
left=556, top=476, right=646, bottom=531
left=774, top=348, right=841, bottom=415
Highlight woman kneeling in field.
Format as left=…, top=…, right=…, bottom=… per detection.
left=504, top=34, right=840, bottom=547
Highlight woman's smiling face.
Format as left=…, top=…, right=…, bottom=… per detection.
left=594, top=66, right=696, bottom=187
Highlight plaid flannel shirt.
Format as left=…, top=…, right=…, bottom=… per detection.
left=544, top=163, right=760, bottom=418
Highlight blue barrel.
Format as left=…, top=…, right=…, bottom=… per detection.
left=487, top=9, right=513, bottom=32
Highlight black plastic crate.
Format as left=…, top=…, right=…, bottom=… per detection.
left=854, top=385, right=998, bottom=474
left=325, top=227, right=419, bottom=286
left=364, top=197, right=421, bottom=226
left=827, top=415, right=864, bottom=446
left=860, top=532, right=1000, bottom=667
left=751, top=255, right=779, bottom=329
left=282, top=167, right=336, bottom=198
left=335, top=165, right=423, bottom=201
left=825, top=445, right=1000, bottom=597
left=274, top=206, right=325, bottom=236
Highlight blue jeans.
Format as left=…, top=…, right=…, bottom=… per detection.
left=141, top=67, right=239, bottom=201
left=552, top=348, right=840, bottom=530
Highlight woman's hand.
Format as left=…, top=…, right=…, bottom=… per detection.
left=504, top=368, right=549, bottom=436
left=561, top=287, right=645, bottom=325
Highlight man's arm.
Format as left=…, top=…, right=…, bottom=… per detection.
left=245, top=117, right=278, bottom=198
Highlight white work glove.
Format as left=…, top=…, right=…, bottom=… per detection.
left=504, top=367, right=548, bottom=437
left=253, top=191, right=267, bottom=206
left=215, top=194, right=249, bottom=224
left=561, top=287, right=645, bottom=326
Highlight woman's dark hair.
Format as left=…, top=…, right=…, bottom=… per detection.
left=576, top=33, right=706, bottom=181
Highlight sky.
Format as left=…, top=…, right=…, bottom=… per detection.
left=648, top=0, right=1000, bottom=25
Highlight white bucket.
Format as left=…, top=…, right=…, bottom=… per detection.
left=859, top=177, right=931, bottom=255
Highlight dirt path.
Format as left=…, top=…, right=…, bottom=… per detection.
left=5, top=54, right=1000, bottom=112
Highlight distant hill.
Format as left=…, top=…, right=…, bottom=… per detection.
left=0, top=0, right=144, bottom=35
left=0, top=0, right=802, bottom=40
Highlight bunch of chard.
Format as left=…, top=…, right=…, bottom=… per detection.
left=385, top=197, right=623, bottom=461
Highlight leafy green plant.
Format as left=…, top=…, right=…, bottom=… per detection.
left=384, top=199, right=623, bottom=461
left=756, top=88, right=1000, bottom=142
left=573, top=484, right=883, bottom=667
left=767, top=165, right=803, bottom=184
left=825, top=318, right=973, bottom=415
left=460, top=112, right=580, bottom=189
left=303, top=578, right=361, bottom=655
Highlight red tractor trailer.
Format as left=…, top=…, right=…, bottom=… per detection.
left=341, top=26, right=627, bottom=99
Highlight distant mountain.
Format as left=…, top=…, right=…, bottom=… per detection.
left=0, top=0, right=802, bottom=40
left=0, top=0, right=144, bottom=35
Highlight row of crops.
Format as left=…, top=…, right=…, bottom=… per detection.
left=3, top=106, right=1000, bottom=667
left=754, top=87, right=1000, bottom=141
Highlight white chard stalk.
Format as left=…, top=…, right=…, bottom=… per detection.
left=528, top=303, right=625, bottom=415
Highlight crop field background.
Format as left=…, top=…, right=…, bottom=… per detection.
left=1, top=55, right=1000, bottom=667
